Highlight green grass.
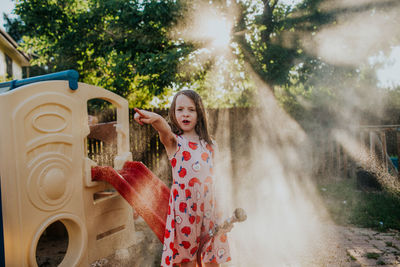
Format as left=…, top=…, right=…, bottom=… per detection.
left=376, top=259, right=386, bottom=265
left=365, top=252, right=380, bottom=259
left=318, top=178, right=400, bottom=231
left=385, top=241, right=400, bottom=250
left=346, top=251, right=356, bottom=261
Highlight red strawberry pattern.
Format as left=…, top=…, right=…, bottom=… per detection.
left=179, top=202, right=187, bottom=213
left=190, top=246, right=198, bottom=256
left=205, top=176, right=213, bottom=184
left=206, top=143, right=214, bottom=153
left=188, top=141, right=198, bottom=150
left=182, top=151, right=191, bottom=161
left=180, top=241, right=191, bottom=249
left=165, top=229, right=171, bottom=239
left=172, top=248, right=179, bottom=259
left=201, top=152, right=209, bottom=162
left=191, top=203, right=197, bottom=212
left=178, top=167, right=187, bottom=178
left=204, top=184, right=209, bottom=195
left=171, top=158, right=177, bottom=168
left=220, top=234, right=227, bottom=243
left=181, top=226, right=191, bottom=237
left=185, top=189, right=191, bottom=200
left=173, top=188, right=179, bottom=201
left=189, top=215, right=195, bottom=224
left=161, top=135, right=230, bottom=266
left=188, top=177, right=201, bottom=187
left=165, top=256, right=171, bottom=265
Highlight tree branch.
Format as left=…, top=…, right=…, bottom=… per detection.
left=261, top=1, right=273, bottom=43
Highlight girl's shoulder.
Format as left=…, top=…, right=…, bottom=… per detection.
left=208, top=138, right=217, bottom=147
left=202, top=139, right=217, bottom=155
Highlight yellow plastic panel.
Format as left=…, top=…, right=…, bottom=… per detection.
left=0, top=80, right=135, bottom=266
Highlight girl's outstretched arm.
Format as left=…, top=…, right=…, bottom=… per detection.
left=134, top=108, right=177, bottom=157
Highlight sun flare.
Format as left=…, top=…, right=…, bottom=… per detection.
left=200, top=16, right=232, bottom=49
left=178, top=4, right=233, bottom=51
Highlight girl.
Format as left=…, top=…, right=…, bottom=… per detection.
left=134, top=90, right=231, bottom=267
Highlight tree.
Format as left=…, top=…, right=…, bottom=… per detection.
left=231, top=0, right=400, bottom=127
left=11, top=0, right=193, bottom=107
left=7, top=0, right=399, bottom=111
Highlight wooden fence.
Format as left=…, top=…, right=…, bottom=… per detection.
left=87, top=107, right=400, bottom=183
left=87, top=107, right=255, bottom=184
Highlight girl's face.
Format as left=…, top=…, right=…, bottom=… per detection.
left=175, top=94, right=198, bottom=134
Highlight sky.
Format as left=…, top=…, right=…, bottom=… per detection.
left=371, top=46, right=400, bottom=90
left=0, top=0, right=15, bottom=30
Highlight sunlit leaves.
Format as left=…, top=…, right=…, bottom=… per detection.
left=11, top=0, right=189, bottom=107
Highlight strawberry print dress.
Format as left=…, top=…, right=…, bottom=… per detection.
left=161, top=135, right=231, bottom=266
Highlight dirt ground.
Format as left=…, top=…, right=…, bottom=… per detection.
left=297, top=223, right=400, bottom=267
left=328, top=225, right=400, bottom=266
left=37, top=222, right=400, bottom=266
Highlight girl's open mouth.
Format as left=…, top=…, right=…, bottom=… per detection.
left=182, top=120, right=190, bottom=124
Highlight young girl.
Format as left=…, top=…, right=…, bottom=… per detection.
left=134, top=90, right=231, bottom=267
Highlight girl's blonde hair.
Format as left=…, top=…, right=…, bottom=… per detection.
left=169, top=90, right=213, bottom=145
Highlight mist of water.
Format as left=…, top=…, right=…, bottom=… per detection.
left=212, top=74, right=337, bottom=266
left=195, top=1, right=400, bottom=266
left=303, top=0, right=400, bottom=67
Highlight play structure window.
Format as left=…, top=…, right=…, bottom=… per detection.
left=87, top=98, right=119, bottom=201
left=87, top=99, right=118, bottom=167
left=36, top=220, right=68, bottom=266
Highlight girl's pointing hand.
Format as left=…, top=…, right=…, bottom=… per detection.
left=134, top=108, right=158, bottom=125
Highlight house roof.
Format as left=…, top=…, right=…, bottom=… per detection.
left=0, top=28, right=30, bottom=67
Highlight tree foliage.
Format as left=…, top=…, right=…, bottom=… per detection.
left=6, top=0, right=400, bottom=112
left=232, top=0, right=400, bottom=126
left=12, top=0, right=192, bottom=107
left=234, top=0, right=398, bottom=86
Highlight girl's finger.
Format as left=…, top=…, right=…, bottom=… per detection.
left=136, top=118, right=143, bottom=125
left=134, top=108, right=145, bottom=117
left=133, top=112, right=144, bottom=125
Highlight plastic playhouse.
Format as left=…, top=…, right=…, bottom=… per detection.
left=0, top=70, right=136, bottom=266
